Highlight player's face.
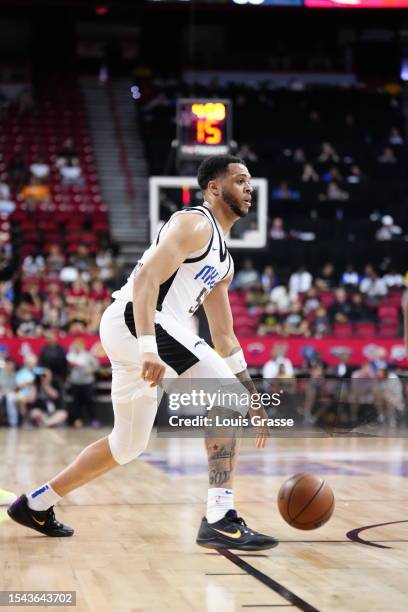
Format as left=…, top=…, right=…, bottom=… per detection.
left=220, top=163, right=253, bottom=218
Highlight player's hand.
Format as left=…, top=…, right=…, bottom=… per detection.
left=248, top=405, right=270, bottom=449
left=140, top=353, right=166, bottom=387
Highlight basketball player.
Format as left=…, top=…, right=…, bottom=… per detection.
left=8, top=155, right=278, bottom=550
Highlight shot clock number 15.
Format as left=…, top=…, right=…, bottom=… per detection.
left=177, top=99, right=232, bottom=158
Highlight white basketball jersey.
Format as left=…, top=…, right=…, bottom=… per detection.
left=112, top=205, right=234, bottom=322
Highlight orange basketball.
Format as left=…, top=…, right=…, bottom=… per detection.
left=277, top=473, right=335, bottom=530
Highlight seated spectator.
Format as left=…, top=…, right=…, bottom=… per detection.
left=271, top=181, right=300, bottom=201
left=67, top=339, right=100, bottom=428
left=270, top=285, right=291, bottom=313
left=20, top=177, right=50, bottom=205
left=374, top=366, right=404, bottom=426
left=42, top=297, right=68, bottom=329
left=293, top=148, right=306, bottom=163
left=261, top=265, right=278, bottom=293
left=15, top=306, right=43, bottom=337
left=0, top=358, right=19, bottom=426
left=70, top=244, right=92, bottom=274
left=0, top=177, right=15, bottom=215
left=383, top=268, right=405, bottom=289
left=39, top=330, right=68, bottom=398
left=346, top=165, right=363, bottom=185
left=317, top=142, right=340, bottom=164
left=89, top=279, right=111, bottom=306
left=375, top=215, right=402, bottom=241
left=349, top=292, right=373, bottom=323
left=257, top=303, right=282, bottom=336
left=60, top=160, right=84, bottom=186
left=388, top=127, right=404, bottom=146
left=301, top=163, right=319, bottom=183
left=270, top=217, right=287, bottom=240
left=0, top=312, right=12, bottom=338
left=22, top=255, right=45, bottom=277
left=57, top=138, right=79, bottom=167
left=246, top=283, right=269, bottom=309
left=321, top=166, right=343, bottom=183
left=328, top=288, right=352, bottom=323
left=289, top=266, right=312, bottom=297
left=340, top=265, right=360, bottom=288
left=302, top=288, right=321, bottom=315
left=320, top=181, right=349, bottom=201
left=237, top=143, right=258, bottom=163
left=60, top=263, right=79, bottom=284
left=282, top=302, right=310, bottom=337
left=29, top=157, right=50, bottom=181
left=378, top=147, right=397, bottom=164
left=359, top=265, right=387, bottom=300
left=262, top=346, right=294, bottom=379
left=315, top=262, right=336, bottom=290
left=16, top=354, right=66, bottom=427
left=243, top=221, right=262, bottom=242
left=311, top=306, right=330, bottom=338
left=46, top=244, right=65, bottom=275
left=0, top=281, right=13, bottom=315
left=66, top=278, right=90, bottom=309
left=234, top=259, right=259, bottom=290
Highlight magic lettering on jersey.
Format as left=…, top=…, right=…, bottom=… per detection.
left=194, top=265, right=220, bottom=289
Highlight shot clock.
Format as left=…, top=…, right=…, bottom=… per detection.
left=177, top=99, right=232, bottom=158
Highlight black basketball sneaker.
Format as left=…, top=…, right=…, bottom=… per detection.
left=196, top=509, right=278, bottom=550
left=7, top=494, right=74, bottom=537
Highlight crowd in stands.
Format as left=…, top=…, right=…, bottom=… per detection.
left=231, top=259, right=406, bottom=338
left=0, top=331, right=101, bottom=429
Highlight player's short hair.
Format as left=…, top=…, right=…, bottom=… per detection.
left=197, top=155, right=246, bottom=191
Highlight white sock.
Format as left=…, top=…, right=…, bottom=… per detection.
left=206, top=488, right=234, bottom=524
left=27, top=483, right=62, bottom=511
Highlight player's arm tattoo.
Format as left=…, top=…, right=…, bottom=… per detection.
left=227, top=346, right=258, bottom=396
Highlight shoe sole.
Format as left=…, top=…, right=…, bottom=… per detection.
left=196, top=539, right=279, bottom=551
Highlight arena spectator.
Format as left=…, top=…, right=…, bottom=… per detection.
left=20, top=177, right=50, bottom=206
left=282, top=302, right=310, bottom=337
left=270, top=285, right=291, bottom=313
left=340, top=265, right=359, bottom=288
left=301, top=163, right=319, bottom=183
left=349, top=292, right=373, bottom=323
left=311, top=306, right=330, bottom=338
left=0, top=358, right=19, bottom=426
left=246, top=283, right=269, bottom=309
left=60, top=263, right=79, bottom=284
left=67, top=339, right=99, bottom=428
left=292, top=148, right=306, bottom=163
left=271, top=181, right=300, bottom=201
left=346, top=165, right=363, bottom=185
left=374, top=366, right=404, bottom=427
left=378, top=147, right=397, bottom=164
left=60, top=160, right=84, bottom=186
left=320, top=181, right=349, bottom=202
left=29, top=157, right=50, bottom=181
left=38, top=330, right=68, bottom=400
left=234, top=259, right=259, bottom=290
left=289, top=266, right=313, bottom=297
left=270, top=217, right=287, bottom=240
left=0, top=313, right=12, bottom=338
left=257, top=303, right=282, bottom=336
left=70, top=244, right=92, bottom=274
left=321, top=166, right=343, bottom=184
left=328, top=288, right=352, bottom=323
left=237, top=143, right=258, bottom=163
left=383, top=268, right=405, bottom=289
left=375, top=215, right=402, bottom=241
left=317, top=142, right=340, bottom=164
left=22, top=255, right=45, bottom=277
left=56, top=138, right=79, bottom=167
left=0, top=177, right=15, bottom=215
left=42, top=297, right=68, bottom=329
left=315, top=262, right=336, bottom=290
left=262, top=346, right=294, bottom=379
left=360, top=266, right=387, bottom=299
left=302, top=288, right=321, bottom=315
left=388, top=127, right=404, bottom=146
left=46, top=244, right=65, bottom=274
left=261, top=265, right=278, bottom=293
left=329, top=351, right=355, bottom=379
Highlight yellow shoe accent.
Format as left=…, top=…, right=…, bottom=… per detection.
left=32, top=516, right=46, bottom=526
left=213, top=528, right=242, bottom=539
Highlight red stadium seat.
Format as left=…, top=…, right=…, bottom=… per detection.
left=354, top=322, right=376, bottom=338
left=333, top=323, right=353, bottom=338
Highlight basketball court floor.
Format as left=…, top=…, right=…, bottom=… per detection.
left=1, top=428, right=408, bottom=611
